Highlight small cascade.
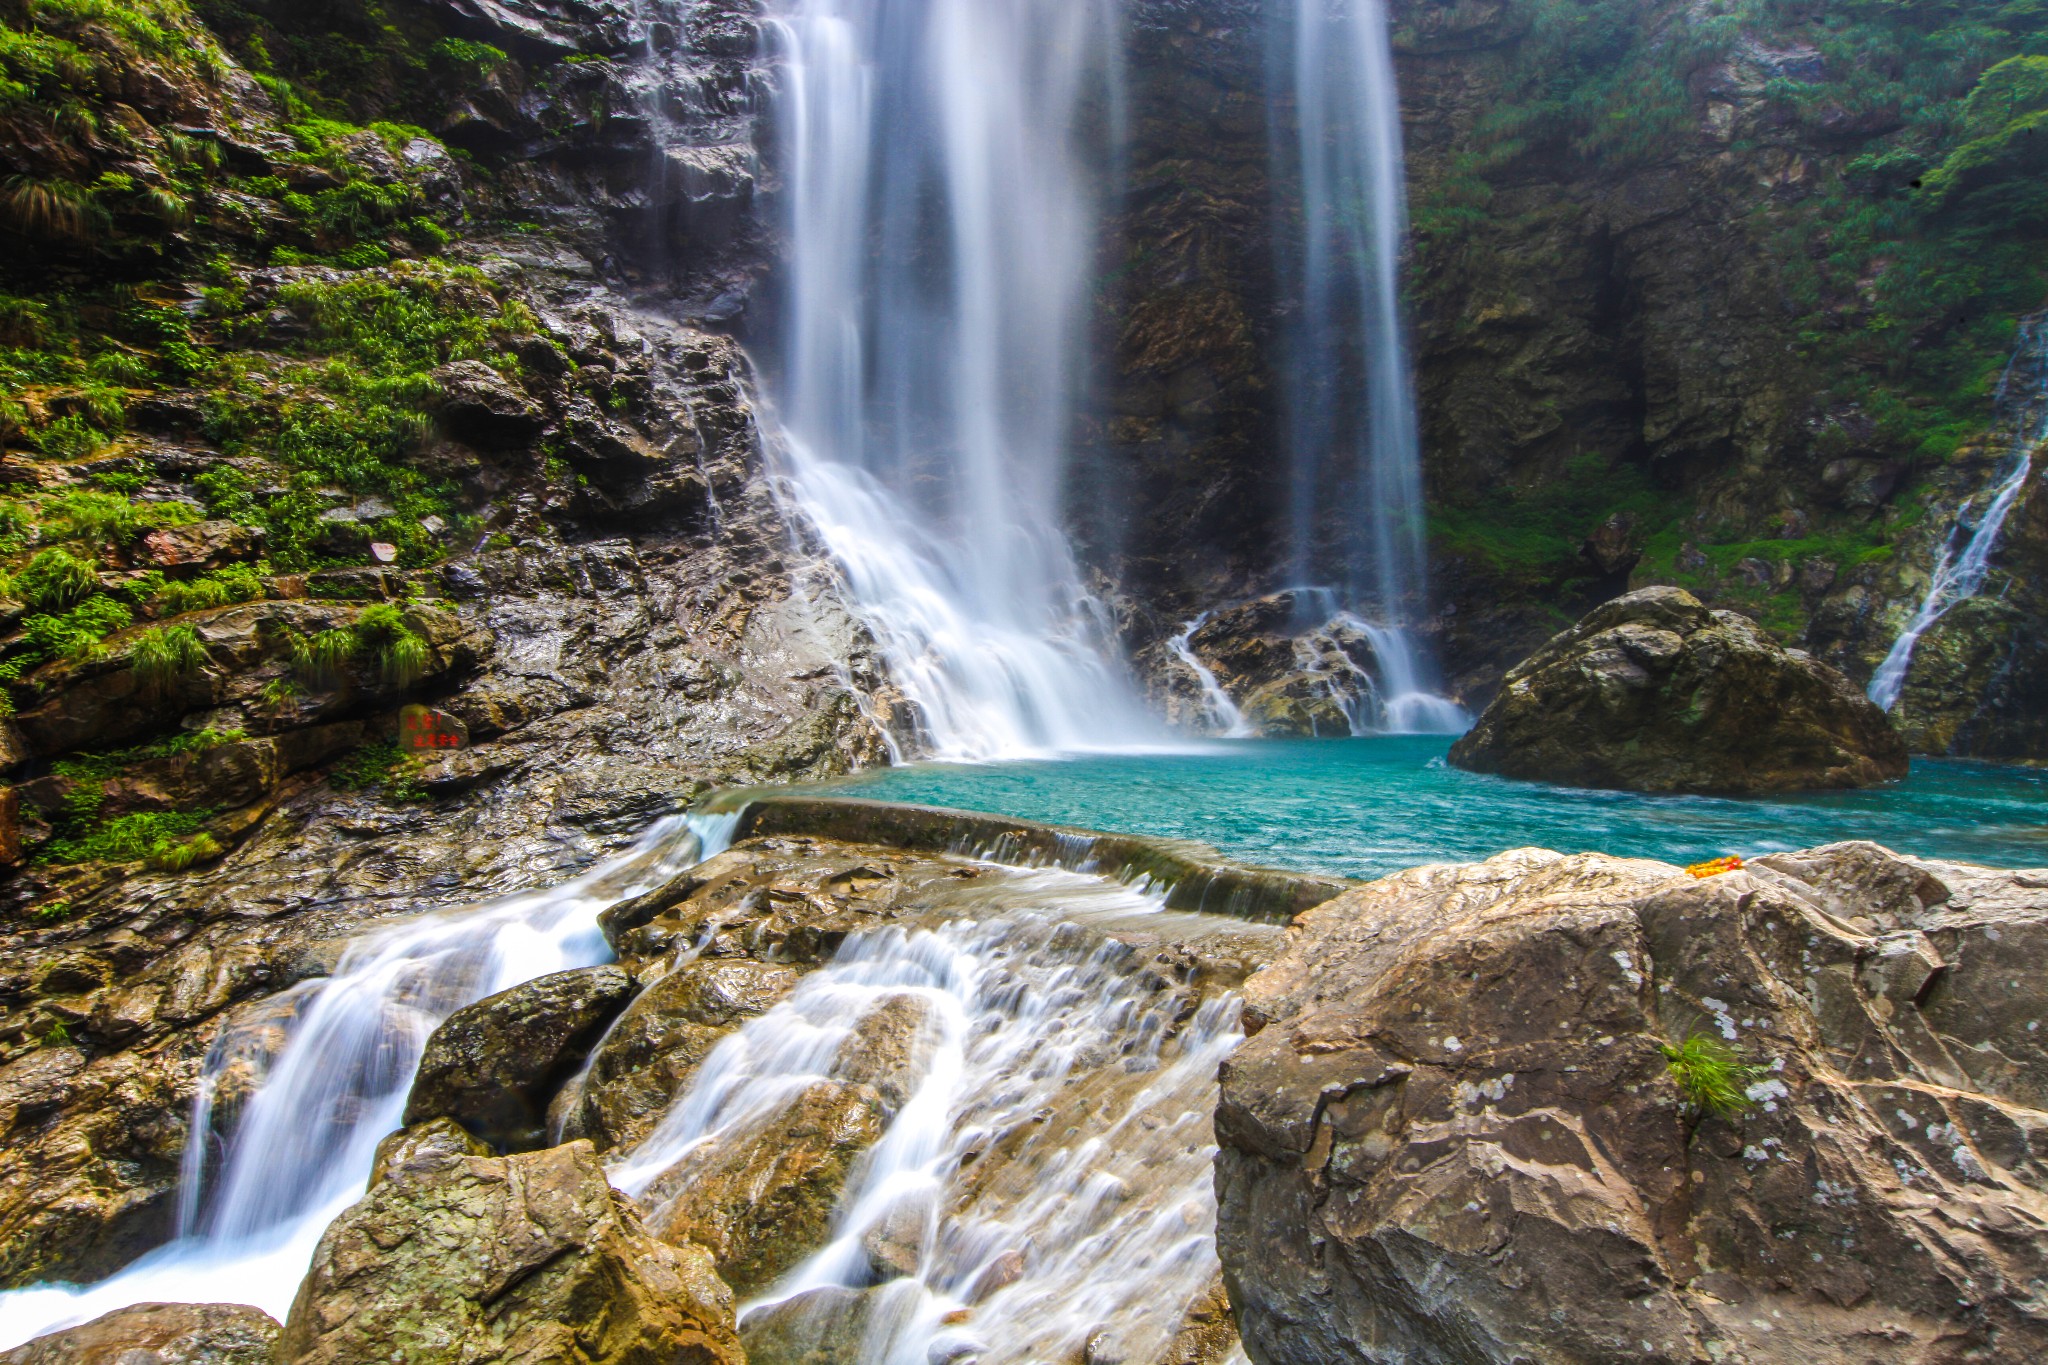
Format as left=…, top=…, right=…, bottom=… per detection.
left=760, top=0, right=1159, bottom=761
left=612, top=870, right=1258, bottom=1365
left=0, top=814, right=739, bottom=1348
left=1168, top=613, right=1254, bottom=737
left=1870, top=315, right=2048, bottom=712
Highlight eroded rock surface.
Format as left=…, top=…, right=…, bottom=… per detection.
left=279, top=1132, right=742, bottom=1365
left=1448, top=586, right=1908, bottom=792
left=403, top=964, right=637, bottom=1152
left=0, top=1302, right=279, bottom=1365
left=1217, top=841, right=2048, bottom=1364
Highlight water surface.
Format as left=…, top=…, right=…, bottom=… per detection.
left=832, top=737, right=2048, bottom=880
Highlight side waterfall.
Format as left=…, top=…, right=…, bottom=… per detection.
left=762, top=0, right=1159, bottom=760
left=1869, top=314, right=2048, bottom=712
left=0, top=815, right=738, bottom=1348
left=1268, top=0, right=1462, bottom=733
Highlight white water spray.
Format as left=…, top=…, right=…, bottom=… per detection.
left=612, top=868, right=1260, bottom=1365
left=762, top=0, right=1158, bottom=761
left=0, top=814, right=738, bottom=1350
left=1870, top=315, right=2048, bottom=713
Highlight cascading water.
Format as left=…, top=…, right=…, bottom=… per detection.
left=609, top=866, right=1271, bottom=1365
left=1168, top=613, right=1254, bottom=737
left=1869, top=313, right=2048, bottom=713
left=1266, top=0, right=1462, bottom=732
left=760, top=0, right=1159, bottom=760
left=0, top=814, right=739, bottom=1350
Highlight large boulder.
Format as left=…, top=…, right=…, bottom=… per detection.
left=278, top=1130, right=742, bottom=1365
left=1215, top=842, right=2048, bottom=1364
left=402, top=964, right=637, bottom=1152
left=0, top=1302, right=279, bottom=1364
left=1448, top=586, right=1908, bottom=792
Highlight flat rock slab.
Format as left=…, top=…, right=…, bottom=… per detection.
left=1, top=1301, right=279, bottom=1364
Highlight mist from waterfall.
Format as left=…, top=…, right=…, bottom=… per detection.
left=1268, top=0, right=1459, bottom=732
left=761, top=0, right=1159, bottom=761
left=1869, top=313, right=2048, bottom=713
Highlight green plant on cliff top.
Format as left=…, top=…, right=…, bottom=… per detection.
left=1662, top=1033, right=1765, bottom=1118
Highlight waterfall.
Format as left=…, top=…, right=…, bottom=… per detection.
left=1168, top=613, right=1254, bottom=737
left=761, top=0, right=1159, bottom=761
left=1268, top=0, right=1460, bottom=730
left=0, top=814, right=739, bottom=1349
left=1869, top=315, right=2048, bottom=713
left=610, top=868, right=1253, bottom=1365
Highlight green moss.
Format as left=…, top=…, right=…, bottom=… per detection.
left=42, top=807, right=214, bottom=865
left=331, top=738, right=427, bottom=800
left=1428, top=451, right=1680, bottom=587
left=8, top=547, right=97, bottom=610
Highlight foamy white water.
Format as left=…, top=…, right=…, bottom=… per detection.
left=613, top=867, right=1257, bottom=1365
left=0, top=814, right=738, bottom=1349
left=761, top=0, right=1160, bottom=761
left=1870, top=314, right=2048, bottom=712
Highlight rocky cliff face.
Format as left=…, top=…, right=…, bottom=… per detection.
left=0, top=0, right=904, bottom=1286
left=1095, top=0, right=2048, bottom=758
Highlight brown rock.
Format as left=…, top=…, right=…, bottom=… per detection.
left=430, top=360, right=543, bottom=448
left=0, top=1301, right=280, bottom=1364
left=641, top=1078, right=888, bottom=1296
left=138, top=521, right=264, bottom=575
left=402, top=965, right=637, bottom=1152
left=279, top=1135, right=742, bottom=1365
left=560, top=959, right=800, bottom=1153
left=1216, top=842, right=2048, bottom=1364
left=1448, top=586, right=1909, bottom=792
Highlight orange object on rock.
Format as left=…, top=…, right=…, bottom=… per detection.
left=1685, top=855, right=1745, bottom=879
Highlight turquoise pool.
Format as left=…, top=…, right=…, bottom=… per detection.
left=825, top=737, right=2048, bottom=881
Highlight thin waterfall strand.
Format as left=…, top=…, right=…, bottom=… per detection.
left=1870, top=315, right=2048, bottom=712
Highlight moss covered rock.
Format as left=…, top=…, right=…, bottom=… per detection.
left=1449, top=586, right=1907, bottom=793
left=279, top=1134, right=742, bottom=1365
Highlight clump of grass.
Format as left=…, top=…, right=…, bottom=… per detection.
left=357, top=604, right=428, bottom=687
left=1661, top=1034, right=1765, bottom=1119
left=41, top=809, right=213, bottom=865
left=290, top=626, right=357, bottom=688
left=149, top=831, right=223, bottom=871
left=30, top=900, right=73, bottom=925
left=130, top=623, right=208, bottom=693
left=9, top=548, right=98, bottom=611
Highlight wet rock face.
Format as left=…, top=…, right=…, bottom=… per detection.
left=1164, top=592, right=1406, bottom=737
left=1449, top=586, right=1907, bottom=793
left=1217, top=841, right=2048, bottom=1364
left=0, top=1301, right=280, bottom=1364
left=403, top=964, right=638, bottom=1151
left=279, top=1133, right=743, bottom=1365
left=557, top=958, right=800, bottom=1153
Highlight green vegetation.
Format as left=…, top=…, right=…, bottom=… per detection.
left=1429, top=451, right=1677, bottom=594
left=1661, top=1032, right=1766, bottom=1118
left=130, top=623, right=209, bottom=692
left=331, top=738, right=427, bottom=801
left=41, top=806, right=215, bottom=864
left=29, top=899, right=73, bottom=924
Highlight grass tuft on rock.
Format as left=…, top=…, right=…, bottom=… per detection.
left=130, top=622, right=207, bottom=692
left=1661, top=1033, right=1764, bottom=1119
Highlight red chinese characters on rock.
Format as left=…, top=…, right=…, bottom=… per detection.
left=399, top=704, right=469, bottom=753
